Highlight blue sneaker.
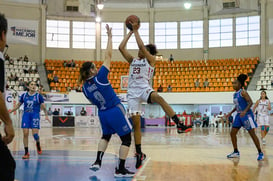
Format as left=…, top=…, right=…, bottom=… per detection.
left=257, top=152, right=264, bottom=161
left=227, top=151, right=240, bottom=158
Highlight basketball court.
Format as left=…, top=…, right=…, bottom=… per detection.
left=8, top=125, right=273, bottom=181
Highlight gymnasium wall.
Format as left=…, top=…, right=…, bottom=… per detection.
left=0, top=1, right=41, bottom=61
left=0, top=0, right=272, bottom=62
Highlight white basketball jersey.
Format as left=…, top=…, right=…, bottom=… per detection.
left=128, top=58, right=154, bottom=89
left=257, top=99, right=270, bottom=115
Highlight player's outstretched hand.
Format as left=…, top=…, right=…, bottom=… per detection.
left=106, top=24, right=112, bottom=37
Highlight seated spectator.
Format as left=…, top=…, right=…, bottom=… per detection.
left=66, top=60, right=72, bottom=67
left=58, top=109, right=61, bottom=115
left=169, top=54, right=174, bottom=62
left=51, top=87, right=57, bottom=92
left=23, top=65, right=29, bottom=73
left=47, top=108, right=53, bottom=116
left=157, top=84, right=163, bottom=92
left=80, top=107, right=87, bottom=116
left=17, top=56, right=23, bottom=62
left=24, top=55, right=29, bottom=62
left=53, top=75, right=59, bottom=83
left=195, top=79, right=200, bottom=88
left=8, top=58, right=14, bottom=65
left=71, top=59, right=75, bottom=67
left=63, top=60, right=67, bottom=67
left=182, top=110, right=187, bottom=116
left=167, top=84, right=172, bottom=92
left=14, top=74, right=18, bottom=81
left=65, top=111, right=73, bottom=116
left=53, top=108, right=59, bottom=115
left=203, top=78, right=209, bottom=88
left=5, top=54, right=10, bottom=61
left=19, top=79, right=25, bottom=86
left=260, top=85, right=267, bottom=90
left=36, top=78, right=41, bottom=86
left=67, top=87, right=71, bottom=92
left=202, top=114, right=209, bottom=127
left=193, top=113, right=202, bottom=127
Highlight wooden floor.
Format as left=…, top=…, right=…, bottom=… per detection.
left=6, top=125, right=273, bottom=181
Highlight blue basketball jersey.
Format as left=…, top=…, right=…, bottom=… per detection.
left=82, top=65, right=121, bottom=111
left=233, top=89, right=251, bottom=113
left=20, top=92, right=44, bottom=113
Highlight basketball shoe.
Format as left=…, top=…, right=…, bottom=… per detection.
left=135, top=152, right=146, bottom=169
left=36, top=142, right=42, bottom=155
left=114, top=167, right=135, bottom=177
left=89, top=161, right=101, bottom=171
left=257, top=152, right=264, bottom=161
left=177, top=123, right=192, bottom=134
left=22, top=153, right=30, bottom=159
left=227, top=151, right=240, bottom=158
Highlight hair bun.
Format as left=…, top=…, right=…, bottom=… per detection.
left=238, top=74, right=247, bottom=82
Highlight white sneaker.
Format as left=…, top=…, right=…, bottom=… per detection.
left=89, top=162, right=101, bottom=171
left=227, top=151, right=240, bottom=158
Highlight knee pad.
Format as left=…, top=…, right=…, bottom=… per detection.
left=33, top=133, right=39, bottom=141
left=101, top=134, right=111, bottom=142
left=261, top=126, right=265, bottom=131
left=120, top=133, right=131, bottom=147
left=266, top=126, right=269, bottom=132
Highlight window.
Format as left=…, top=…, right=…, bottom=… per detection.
left=236, top=16, right=260, bottom=46
left=209, top=18, right=233, bottom=48
left=46, top=20, right=70, bottom=48
left=155, top=22, right=177, bottom=49
left=72, top=21, right=96, bottom=49
left=181, top=21, right=203, bottom=49
left=126, top=22, right=149, bottom=49
left=101, top=22, right=123, bottom=49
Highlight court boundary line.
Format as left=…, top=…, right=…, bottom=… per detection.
left=132, top=157, right=151, bottom=181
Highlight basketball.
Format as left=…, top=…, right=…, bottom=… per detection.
left=125, top=15, right=140, bottom=30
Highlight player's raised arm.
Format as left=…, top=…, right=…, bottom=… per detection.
left=119, top=31, right=134, bottom=64
left=103, top=24, right=112, bottom=70
left=131, top=22, right=156, bottom=67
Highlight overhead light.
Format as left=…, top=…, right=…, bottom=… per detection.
left=184, top=2, right=192, bottom=9
left=97, top=3, right=104, bottom=10
left=96, top=16, right=101, bottom=23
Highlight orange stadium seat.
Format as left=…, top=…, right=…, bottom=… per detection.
left=44, top=58, right=258, bottom=93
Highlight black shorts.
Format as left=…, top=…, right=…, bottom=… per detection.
left=0, top=135, right=16, bottom=181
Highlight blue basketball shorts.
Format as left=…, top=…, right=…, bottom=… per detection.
left=21, top=112, right=40, bottom=129
left=233, top=112, right=257, bottom=130
left=98, top=104, right=132, bottom=136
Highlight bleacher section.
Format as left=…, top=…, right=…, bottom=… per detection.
left=257, top=57, right=273, bottom=90
left=5, top=60, right=40, bottom=91
left=45, top=57, right=259, bottom=93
